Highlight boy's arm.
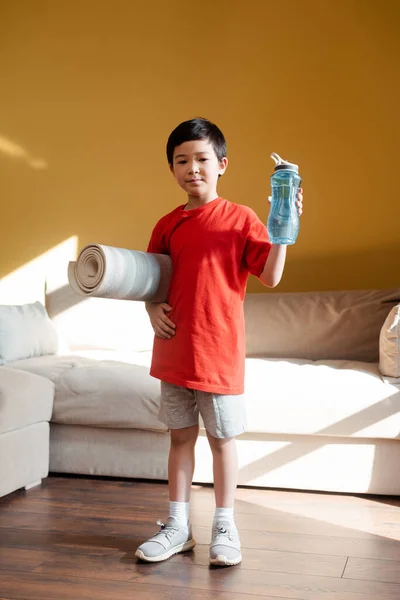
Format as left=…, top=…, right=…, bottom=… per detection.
left=146, top=217, right=167, bottom=309
left=145, top=217, right=176, bottom=337
left=259, top=187, right=303, bottom=287
left=258, top=244, right=287, bottom=288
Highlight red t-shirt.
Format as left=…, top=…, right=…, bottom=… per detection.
left=147, top=197, right=271, bottom=394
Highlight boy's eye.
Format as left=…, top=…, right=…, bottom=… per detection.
left=200, top=158, right=208, bottom=162
left=177, top=160, right=187, bottom=164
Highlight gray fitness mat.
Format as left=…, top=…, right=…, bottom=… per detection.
left=68, top=244, right=172, bottom=302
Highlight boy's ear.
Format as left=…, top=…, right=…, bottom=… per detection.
left=219, top=156, right=228, bottom=176
left=169, top=164, right=175, bottom=175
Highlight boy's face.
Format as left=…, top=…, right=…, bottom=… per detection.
left=170, top=139, right=228, bottom=198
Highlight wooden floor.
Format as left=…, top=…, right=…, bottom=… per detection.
left=1, top=476, right=400, bottom=599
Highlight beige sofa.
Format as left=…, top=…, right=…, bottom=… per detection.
left=1, top=287, right=399, bottom=499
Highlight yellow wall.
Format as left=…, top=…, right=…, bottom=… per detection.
left=0, top=0, right=399, bottom=294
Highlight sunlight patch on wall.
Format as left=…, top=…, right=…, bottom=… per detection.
left=0, top=236, right=78, bottom=305
left=0, top=134, right=48, bottom=170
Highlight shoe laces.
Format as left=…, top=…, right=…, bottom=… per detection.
left=213, top=523, right=236, bottom=542
left=155, top=519, right=178, bottom=541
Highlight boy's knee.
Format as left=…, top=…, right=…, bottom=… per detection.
left=207, top=431, right=235, bottom=451
left=170, top=425, right=199, bottom=446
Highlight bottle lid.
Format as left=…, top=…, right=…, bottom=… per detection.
left=271, top=152, right=299, bottom=173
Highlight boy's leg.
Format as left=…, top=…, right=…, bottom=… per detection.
left=206, top=432, right=238, bottom=508
left=198, top=391, right=246, bottom=566
left=169, top=425, right=199, bottom=502
left=206, top=431, right=242, bottom=566
left=160, top=381, right=200, bottom=507
left=168, top=425, right=199, bottom=526
left=135, top=384, right=198, bottom=563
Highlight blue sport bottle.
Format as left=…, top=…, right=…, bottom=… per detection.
left=267, top=152, right=302, bottom=245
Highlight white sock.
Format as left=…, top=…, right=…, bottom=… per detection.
left=213, top=506, right=235, bottom=528
left=169, top=501, right=190, bottom=528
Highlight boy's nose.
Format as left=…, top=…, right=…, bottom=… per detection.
left=188, top=162, right=200, bottom=174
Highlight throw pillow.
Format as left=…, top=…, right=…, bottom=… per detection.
left=379, top=304, right=400, bottom=378
left=0, top=301, right=59, bottom=364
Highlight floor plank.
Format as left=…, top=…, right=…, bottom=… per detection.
left=0, top=548, right=54, bottom=573
left=0, top=571, right=291, bottom=600
left=343, top=556, right=400, bottom=584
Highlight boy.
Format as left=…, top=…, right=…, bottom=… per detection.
left=135, top=117, right=303, bottom=566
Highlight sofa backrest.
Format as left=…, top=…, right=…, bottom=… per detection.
left=46, top=284, right=400, bottom=362
left=45, top=284, right=155, bottom=353
left=244, top=288, right=400, bottom=362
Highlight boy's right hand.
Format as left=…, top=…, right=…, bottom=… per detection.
left=146, top=303, right=176, bottom=339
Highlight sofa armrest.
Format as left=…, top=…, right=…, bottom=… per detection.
left=0, top=367, right=54, bottom=434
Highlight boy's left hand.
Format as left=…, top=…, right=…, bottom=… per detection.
left=296, top=187, right=303, bottom=216
left=268, top=187, right=303, bottom=216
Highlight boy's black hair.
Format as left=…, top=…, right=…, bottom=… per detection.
left=166, top=117, right=227, bottom=166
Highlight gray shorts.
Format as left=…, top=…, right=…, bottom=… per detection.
left=158, top=381, right=247, bottom=439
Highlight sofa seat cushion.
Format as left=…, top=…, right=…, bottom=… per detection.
left=244, top=358, right=400, bottom=438
left=9, top=354, right=166, bottom=433
left=9, top=352, right=399, bottom=439
left=0, top=367, right=54, bottom=434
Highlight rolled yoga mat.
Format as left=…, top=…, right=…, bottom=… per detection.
left=68, top=244, right=172, bottom=302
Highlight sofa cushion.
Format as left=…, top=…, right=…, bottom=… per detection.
left=10, top=351, right=400, bottom=440
left=244, top=357, right=400, bottom=438
left=0, top=367, right=54, bottom=434
left=379, top=304, right=400, bottom=378
left=0, top=301, right=59, bottom=364
left=9, top=354, right=167, bottom=433
left=8, top=354, right=106, bottom=383
left=244, top=288, right=400, bottom=362
left=54, top=361, right=166, bottom=431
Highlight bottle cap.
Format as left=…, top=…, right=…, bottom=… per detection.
left=271, top=152, right=299, bottom=173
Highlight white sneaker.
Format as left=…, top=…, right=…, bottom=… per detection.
left=135, top=517, right=196, bottom=563
left=209, top=519, right=242, bottom=566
